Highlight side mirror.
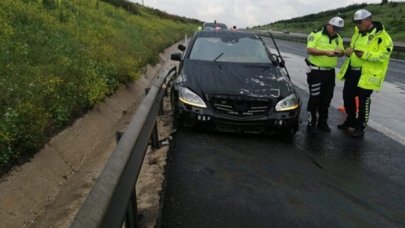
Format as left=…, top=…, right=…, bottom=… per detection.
left=279, top=59, right=286, bottom=68
left=178, top=44, right=186, bottom=51
left=274, top=55, right=286, bottom=68
left=171, top=52, right=182, bottom=61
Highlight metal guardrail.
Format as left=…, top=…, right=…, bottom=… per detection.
left=70, top=65, right=177, bottom=228
left=266, top=31, right=405, bottom=59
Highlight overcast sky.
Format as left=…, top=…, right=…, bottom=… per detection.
left=128, top=0, right=402, bottom=28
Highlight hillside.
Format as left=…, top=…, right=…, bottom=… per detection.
left=255, top=2, right=405, bottom=42
left=0, top=0, right=200, bottom=174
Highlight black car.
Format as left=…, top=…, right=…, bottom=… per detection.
left=170, top=30, right=301, bottom=136
left=202, top=22, right=228, bottom=31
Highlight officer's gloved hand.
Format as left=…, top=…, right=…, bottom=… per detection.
left=345, top=47, right=354, bottom=57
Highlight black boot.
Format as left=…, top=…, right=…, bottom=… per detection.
left=351, top=127, right=364, bottom=137
left=307, top=124, right=318, bottom=134
left=337, top=120, right=354, bottom=130
left=318, top=122, right=331, bottom=132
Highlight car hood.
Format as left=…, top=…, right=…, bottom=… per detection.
left=179, top=60, right=292, bottom=100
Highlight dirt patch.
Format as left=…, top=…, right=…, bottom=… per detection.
left=0, top=44, right=178, bottom=228
left=135, top=96, right=174, bottom=228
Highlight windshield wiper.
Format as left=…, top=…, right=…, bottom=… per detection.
left=213, top=52, right=224, bottom=62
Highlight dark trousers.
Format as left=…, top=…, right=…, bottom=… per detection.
left=306, top=69, right=335, bottom=125
left=342, top=69, right=373, bottom=129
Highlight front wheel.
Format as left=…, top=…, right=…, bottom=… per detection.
left=171, top=89, right=182, bottom=129
left=277, top=120, right=299, bottom=140
left=279, top=127, right=297, bottom=138
left=172, top=107, right=183, bottom=129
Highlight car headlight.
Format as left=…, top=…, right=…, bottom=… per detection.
left=178, top=87, right=207, bottom=108
left=275, top=94, right=299, bottom=111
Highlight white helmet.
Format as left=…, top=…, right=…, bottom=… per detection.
left=353, top=9, right=372, bottom=21
left=328, top=16, right=344, bottom=28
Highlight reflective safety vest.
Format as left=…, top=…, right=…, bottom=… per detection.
left=306, top=26, right=344, bottom=68
left=338, top=22, right=393, bottom=91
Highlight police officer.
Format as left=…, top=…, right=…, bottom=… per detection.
left=306, top=17, right=345, bottom=134
left=337, top=9, right=393, bottom=137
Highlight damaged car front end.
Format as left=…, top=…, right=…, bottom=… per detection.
left=170, top=30, right=301, bottom=136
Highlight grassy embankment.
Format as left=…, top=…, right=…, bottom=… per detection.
left=0, top=0, right=200, bottom=174
left=257, top=2, right=405, bottom=42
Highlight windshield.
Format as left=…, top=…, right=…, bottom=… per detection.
left=189, top=36, right=271, bottom=63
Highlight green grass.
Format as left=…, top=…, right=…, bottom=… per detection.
left=0, top=0, right=200, bottom=174
left=256, top=2, right=405, bottom=43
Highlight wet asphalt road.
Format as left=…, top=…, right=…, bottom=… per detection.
left=160, top=89, right=405, bottom=228
left=159, top=40, right=405, bottom=227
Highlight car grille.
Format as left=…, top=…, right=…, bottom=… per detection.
left=211, top=95, right=271, bottom=119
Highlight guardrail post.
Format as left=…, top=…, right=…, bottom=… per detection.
left=151, top=121, right=160, bottom=149
left=147, top=87, right=161, bottom=149
left=159, top=97, right=164, bottom=116
left=146, top=87, right=164, bottom=115
left=125, top=190, right=139, bottom=228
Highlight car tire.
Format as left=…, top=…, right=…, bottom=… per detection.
left=173, top=109, right=183, bottom=129
left=278, top=121, right=299, bottom=139
left=170, top=89, right=183, bottom=129
left=280, top=127, right=296, bottom=138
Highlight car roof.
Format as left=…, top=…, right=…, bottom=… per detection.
left=202, top=22, right=227, bottom=28
left=194, top=30, right=260, bottom=40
